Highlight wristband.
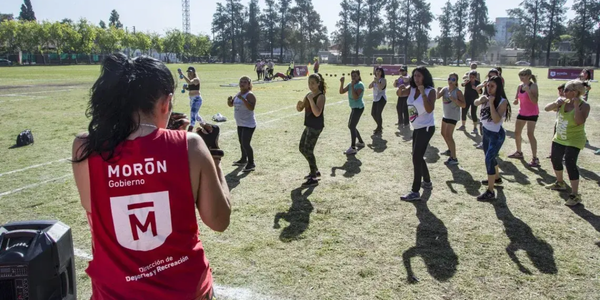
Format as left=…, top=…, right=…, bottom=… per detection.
left=210, top=149, right=224, bottom=158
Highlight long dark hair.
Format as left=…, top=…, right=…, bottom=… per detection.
left=74, top=53, right=175, bottom=162
left=581, top=68, right=592, bottom=81
left=489, top=75, right=511, bottom=121
left=309, top=73, right=327, bottom=94
left=350, top=69, right=362, bottom=82
left=375, top=67, right=385, bottom=78
left=410, top=66, right=434, bottom=89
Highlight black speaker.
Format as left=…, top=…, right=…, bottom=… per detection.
left=0, top=220, right=77, bottom=300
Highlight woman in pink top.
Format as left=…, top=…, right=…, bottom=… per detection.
left=509, top=68, right=540, bottom=167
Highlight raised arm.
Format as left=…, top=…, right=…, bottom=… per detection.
left=307, top=94, right=326, bottom=117
left=423, top=88, right=436, bottom=113
left=573, top=99, right=590, bottom=125
left=239, top=93, right=257, bottom=111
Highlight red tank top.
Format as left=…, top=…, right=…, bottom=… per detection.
left=86, top=129, right=212, bottom=300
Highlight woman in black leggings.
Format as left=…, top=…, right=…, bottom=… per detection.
left=394, top=66, right=410, bottom=128
left=227, top=76, right=257, bottom=172
left=400, top=66, right=437, bottom=201
left=544, top=80, right=590, bottom=206
left=369, top=67, right=387, bottom=134
left=339, top=70, right=366, bottom=155
left=459, top=70, right=480, bottom=133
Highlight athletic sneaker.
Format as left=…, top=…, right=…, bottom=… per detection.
left=477, top=190, right=496, bottom=201
left=304, top=171, right=322, bottom=180
left=344, top=147, right=357, bottom=155
left=508, top=151, right=524, bottom=159
left=528, top=157, right=541, bottom=167
left=544, top=181, right=567, bottom=191
left=444, top=157, right=459, bottom=165
left=302, top=177, right=319, bottom=187
left=457, top=125, right=466, bottom=131
left=401, top=191, right=421, bottom=201
left=242, top=163, right=256, bottom=172
left=233, top=159, right=247, bottom=166
left=441, top=149, right=451, bottom=156
left=422, top=181, right=433, bottom=190
left=481, top=178, right=503, bottom=185
left=475, top=142, right=483, bottom=149
left=565, top=194, right=582, bottom=206
left=356, top=142, right=366, bottom=148
left=595, top=149, right=600, bottom=155
left=471, top=128, right=479, bottom=135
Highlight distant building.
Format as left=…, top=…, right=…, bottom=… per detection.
left=494, top=17, right=519, bottom=46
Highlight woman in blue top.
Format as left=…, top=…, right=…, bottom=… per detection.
left=339, top=70, right=366, bottom=155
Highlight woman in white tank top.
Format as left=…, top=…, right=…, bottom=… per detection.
left=401, top=66, right=437, bottom=202
left=227, top=76, right=257, bottom=173
left=369, top=67, right=387, bottom=135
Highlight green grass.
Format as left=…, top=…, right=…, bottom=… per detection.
left=1, top=63, right=599, bottom=300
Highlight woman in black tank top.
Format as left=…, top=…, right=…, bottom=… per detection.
left=296, top=74, right=327, bottom=187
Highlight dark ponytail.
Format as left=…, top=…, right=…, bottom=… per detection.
left=74, top=52, right=175, bottom=163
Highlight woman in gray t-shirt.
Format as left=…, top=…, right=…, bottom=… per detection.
left=437, top=72, right=466, bottom=165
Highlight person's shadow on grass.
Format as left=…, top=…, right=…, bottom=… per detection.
left=425, top=144, right=440, bottom=164
left=568, top=204, right=600, bottom=233
left=402, top=197, right=458, bottom=283
left=331, top=155, right=362, bottom=178
left=395, top=126, right=412, bottom=142
left=273, top=186, right=315, bottom=242
left=518, top=159, right=556, bottom=186
left=498, top=158, right=531, bottom=185
left=579, top=167, right=600, bottom=188
left=445, top=165, right=480, bottom=196
left=225, top=166, right=250, bottom=191
left=484, top=187, right=558, bottom=275
left=368, top=134, right=388, bottom=153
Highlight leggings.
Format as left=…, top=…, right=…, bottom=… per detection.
left=299, top=127, right=323, bottom=176
left=397, top=97, right=409, bottom=125
left=482, top=127, right=506, bottom=175
left=348, top=107, right=364, bottom=147
left=190, top=95, right=203, bottom=127
left=411, top=127, right=435, bottom=192
left=551, top=142, right=581, bottom=180
left=461, top=97, right=478, bottom=122
left=237, top=126, right=256, bottom=164
left=371, top=98, right=387, bottom=131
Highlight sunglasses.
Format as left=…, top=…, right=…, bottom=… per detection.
left=447, top=77, right=457, bottom=81
left=518, top=73, right=527, bottom=76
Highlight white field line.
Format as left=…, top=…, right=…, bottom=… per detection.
left=0, top=88, right=74, bottom=97
left=0, top=158, right=69, bottom=177
left=0, top=174, right=71, bottom=197
left=73, top=248, right=280, bottom=300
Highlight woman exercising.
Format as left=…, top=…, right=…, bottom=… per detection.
left=509, top=68, right=540, bottom=167
left=178, top=66, right=203, bottom=132
left=437, top=72, right=466, bottom=165
left=339, top=70, right=366, bottom=155
left=228, top=76, right=257, bottom=172
left=369, top=67, right=387, bottom=135
left=297, top=74, right=326, bottom=187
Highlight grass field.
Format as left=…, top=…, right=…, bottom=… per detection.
left=1, top=62, right=599, bottom=300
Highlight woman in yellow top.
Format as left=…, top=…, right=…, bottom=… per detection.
left=543, top=80, right=590, bottom=206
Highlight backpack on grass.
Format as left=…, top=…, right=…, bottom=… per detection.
left=16, top=130, right=34, bottom=147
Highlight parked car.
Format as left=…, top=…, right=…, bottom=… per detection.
left=0, top=59, right=12, bottom=66
left=515, top=61, right=530, bottom=66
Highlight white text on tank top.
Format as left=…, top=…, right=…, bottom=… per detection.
left=373, top=79, right=387, bottom=102
left=480, top=98, right=507, bottom=132
left=234, top=91, right=257, bottom=128
left=407, top=87, right=435, bottom=129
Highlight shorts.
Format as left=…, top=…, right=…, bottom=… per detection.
left=517, top=114, right=539, bottom=122
left=442, top=118, right=458, bottom=125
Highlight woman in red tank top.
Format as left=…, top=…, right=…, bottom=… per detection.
left=71, top=53, right=231, bottom=300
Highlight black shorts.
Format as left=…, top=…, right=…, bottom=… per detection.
left=442, top=118, right=458, bottom=125
left=517, top=114, right=539, bottom=122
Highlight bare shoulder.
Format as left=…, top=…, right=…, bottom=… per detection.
left=72, top=132, right=89, bottom=160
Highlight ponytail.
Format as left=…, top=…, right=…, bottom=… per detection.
left=318, top=73, right=327, bottom=94
left=74, top=52, right=175, bottom=163
left=530, top=74, right=537, bottom=83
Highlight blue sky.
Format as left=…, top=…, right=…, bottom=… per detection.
left=3, top=0, right=576, bottom=38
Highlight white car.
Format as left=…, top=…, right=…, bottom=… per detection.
left=515, top=61, right=530, bottom=66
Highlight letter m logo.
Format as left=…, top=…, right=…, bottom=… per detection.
left=110, top=191, right=172, bottom=251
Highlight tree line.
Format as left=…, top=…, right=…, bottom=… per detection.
left=0, top=4, right=210, bottom=65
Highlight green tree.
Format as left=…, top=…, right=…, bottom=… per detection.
left=334, top=0, right=353, bottom=63
left=163, top=29, right=185, bottom=63
left=412, top=0, right=432, bottom=62
left=278, top=0, right=292, bottom=62
left=38, top=21, right=53, bottom=64
left=452, top=0, right=468, bottom=65
left=385, top=0, right=401, bottom=60
left=363, top=0, right=385, bottom=59
left=49, top=21, right=72, bottom=64
left=149, top=32, right=163, bottom=54
left=109, top=9, right=123, bottom=29
left=0, top=20, right=20, bottom=54
left=18, top=0, right=36, bottom=21
left=0, top=13, right=14, bottom=22
left=349, top=0, right=365, bottom=62
left=134, top=32, right=151, bottom=55
left=75, top=19, right=97, bottom=64
left=542, top=0, right=567, bottom=66
left=99, top=20, right=107, bottom=29
left=438, top=0, right=453, bottom=65
left=468, top=0, right=495, bottom=60
left=16, top=21, right=39, bottom=64
left=248, top=0, right=261, bottom=61
left=508, top=0, right=546, bottom=66
left=569, top=0, right=599, bottom=65
left=262, top=0, right=279, bottom=58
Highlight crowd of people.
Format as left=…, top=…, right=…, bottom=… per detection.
left=71, top=53, right=592, bottom=299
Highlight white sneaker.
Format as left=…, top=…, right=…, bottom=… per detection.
left=356, top=142, right=366, bottom=148
left=344, top=147, right=357, bottom=155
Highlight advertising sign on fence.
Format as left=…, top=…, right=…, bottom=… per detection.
left=373, top=65, right=404, bottom=76
left=294, top=66, right=309, bottom=77
left=548, top=68, right=593, bottom=80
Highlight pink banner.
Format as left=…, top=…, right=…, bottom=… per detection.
left=294, top=66, right=309, bottom=77
left=374, top=65, right=404, bottom=76
left=548, top=68, right=593, bottom=80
